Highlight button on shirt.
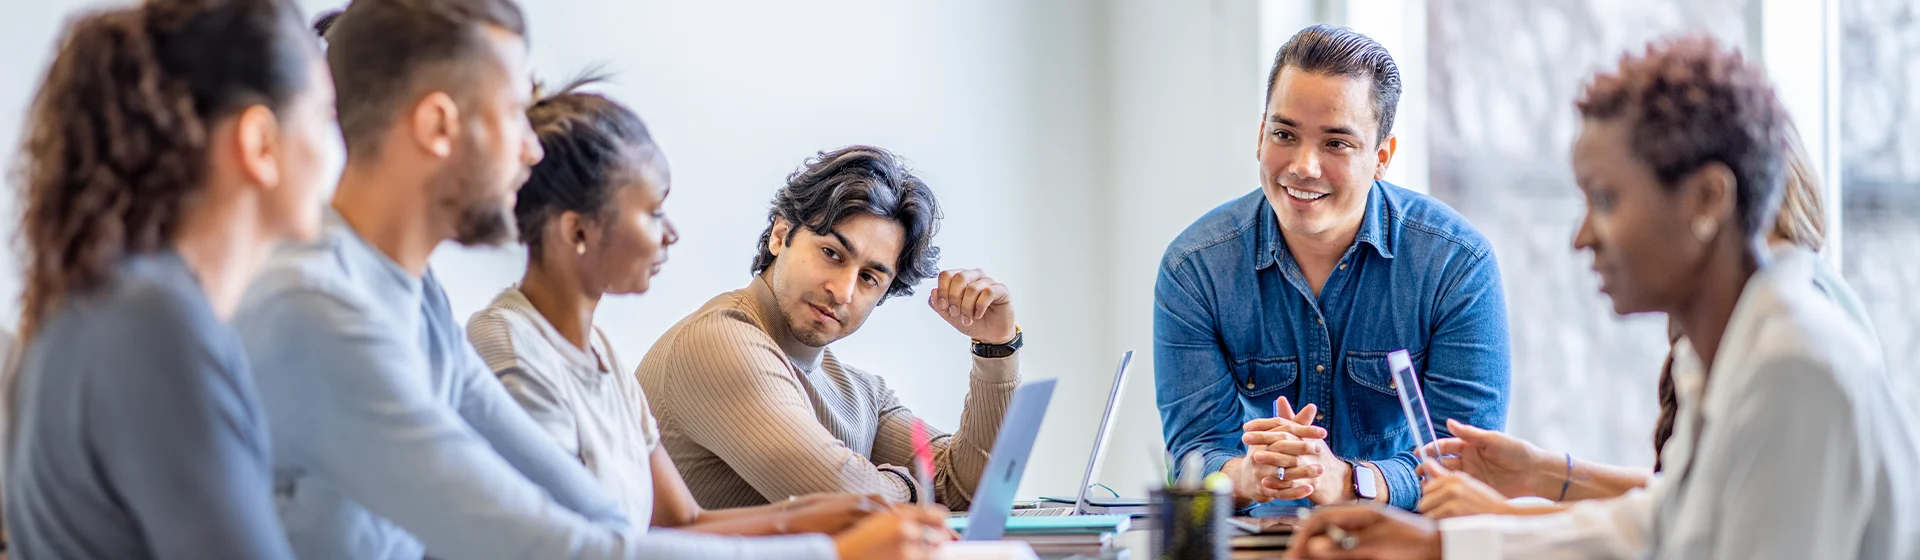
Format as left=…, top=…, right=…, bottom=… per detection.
left=1154, top=182, right=1512, bottom=510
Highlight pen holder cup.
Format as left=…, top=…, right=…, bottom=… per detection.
left=1150, top=487, right=1231, bottom=560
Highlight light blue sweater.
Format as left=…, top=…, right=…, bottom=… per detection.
left=233, top=213, right=835, bottom=560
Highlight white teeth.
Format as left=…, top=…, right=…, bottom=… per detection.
left=1286, top=187, right=1328, bottom=201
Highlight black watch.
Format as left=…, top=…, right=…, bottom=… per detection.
left=970, top=327, right=1023, bottom=358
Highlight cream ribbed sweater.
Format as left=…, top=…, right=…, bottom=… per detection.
left=634, top=277, right=1018, bottom=511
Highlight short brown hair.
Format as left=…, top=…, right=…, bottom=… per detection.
left=321, top=0, right=526, bottom=155
left=1577, top=35, right=1789, bottom=241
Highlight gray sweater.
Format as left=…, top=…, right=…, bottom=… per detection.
left=4, top=252, right=293, bottom=559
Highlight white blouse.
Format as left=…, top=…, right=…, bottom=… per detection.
left=1440, top=249, right=1920, bottom=559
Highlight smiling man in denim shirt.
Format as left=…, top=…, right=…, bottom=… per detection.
left=1154, top=24, right=1510, bottom=513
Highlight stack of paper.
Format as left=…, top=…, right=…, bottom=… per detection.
left=947, top=515, right=1132, bottom=556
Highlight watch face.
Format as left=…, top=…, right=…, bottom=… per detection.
left=1353, top=463, right=1378, bottom=499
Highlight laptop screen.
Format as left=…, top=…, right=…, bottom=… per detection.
left=1073, top=351, right=1134, bottom=513
left=960, top=378, right=1057, bottom=541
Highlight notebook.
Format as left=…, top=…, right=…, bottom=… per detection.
left=948, top=514, right=1132, bottom=535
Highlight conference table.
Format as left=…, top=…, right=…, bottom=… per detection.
left=1035, top=527, right=1291, bottom=559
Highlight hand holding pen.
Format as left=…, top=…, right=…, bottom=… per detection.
left=908, top=419, right=959, bottom=542
left=1284, top=502, right=1443, bottom=560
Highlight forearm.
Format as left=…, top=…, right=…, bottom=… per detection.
left=681, top=506, right=788, bottom=536
left=1532, top=455, right=1651, bottom=502
left=932, top=353, right=1020, bottom=508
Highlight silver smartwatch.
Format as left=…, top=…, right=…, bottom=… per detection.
left=1347, top=459, right=1379, bottom=500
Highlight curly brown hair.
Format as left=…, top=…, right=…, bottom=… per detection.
left=16, top=0, right=313, bottom=337
left=1576, top=34, right=1790, bottom=241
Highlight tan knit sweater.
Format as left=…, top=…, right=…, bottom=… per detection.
left=634, top=277, right=1018, bottom=511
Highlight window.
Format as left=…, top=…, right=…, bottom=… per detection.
left=1840, top=0, right=1920, bottom=376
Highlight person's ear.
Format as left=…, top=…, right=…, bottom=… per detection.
left=410, top=91, right=461, bottom=159
left=1373, top=135, right=1398, bottom=180
left=1680, top=162, right=1738, bottom=242
left=232, top=105, right=283, bottom=191
left=557, top=210, right=590, bottom=256
left=768, top=217, right=793, bottom=257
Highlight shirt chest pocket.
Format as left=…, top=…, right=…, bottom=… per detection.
left=1343, top=349, right=1426, bottom=443
left=1230, top=356, right=1298, bottom=399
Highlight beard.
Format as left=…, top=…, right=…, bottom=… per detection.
left=432, top=138, right=521, bottom=247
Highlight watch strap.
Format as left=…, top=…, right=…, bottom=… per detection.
left=970, top=326, right=1023, bottom=358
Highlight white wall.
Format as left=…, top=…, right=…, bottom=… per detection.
left=344, top=0, right=1127, bottom=500
left=0, top=0, right=1160, bottom=500
left=0, top=0, right=1337, bottom=503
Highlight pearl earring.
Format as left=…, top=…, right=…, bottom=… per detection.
left=575, top=241, right=587, bottom=255
left=1692, top=218, right=1717, bottom=242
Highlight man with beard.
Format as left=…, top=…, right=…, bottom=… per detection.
left=636, top=146, right=1022, bottom=510
left=234, top=1, right=941, bottom=559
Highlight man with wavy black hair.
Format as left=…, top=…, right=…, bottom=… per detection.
left=639, top=145, right=1025, bottom=511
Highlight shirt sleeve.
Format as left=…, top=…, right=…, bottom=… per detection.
left=1378, top=248, right=1513, bottom=509
left=89, top=314, right=294, bottom=560
left=240, top=289, right=636, bottom=560
left=1438, top=489, right=1655, bottom=560
left=1152, top=259, right=1248, bottom=481
left=651, top=313, right=921, bottom=503
left=868, top=354, right=1020, bottom=509
left=468, top=312, right=582, bottom=459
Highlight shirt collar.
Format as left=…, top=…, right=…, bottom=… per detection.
left=492, top=286, right=607, bottom=373
left=1254, top=180, right=1396, bottom=270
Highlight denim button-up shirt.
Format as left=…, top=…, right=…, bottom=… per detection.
left=1153, top=181, right=1511, bottom=511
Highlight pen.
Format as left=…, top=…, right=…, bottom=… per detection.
left=910, top=419, right=938, bottom=505
left=1298, top=507, right=1357, bottom=550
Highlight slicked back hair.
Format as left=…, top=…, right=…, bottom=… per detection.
left=1265, top=24, right=1402, bottom=145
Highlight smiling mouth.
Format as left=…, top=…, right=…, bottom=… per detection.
left=1285, top=186, right=1329, bottom=201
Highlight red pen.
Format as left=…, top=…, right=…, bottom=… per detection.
left=910, top=419, right=937, bottom=505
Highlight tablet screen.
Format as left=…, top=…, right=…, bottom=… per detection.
left=1387, top=350, right=1439, bottom=464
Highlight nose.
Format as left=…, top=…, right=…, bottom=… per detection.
left=824, top=270, right=857, bottom=306
left=1572, top=213, right=1596, bottom=252
left=662, top=216, right=680, bottom=247
left=1286, top=143, right=1321, bottom=181
left=522, top=124, right=546, bottom=167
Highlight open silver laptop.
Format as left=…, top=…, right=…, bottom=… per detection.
left=955, top=378, right=1057, bottom=540
left=1016, top=350, right=1147, bottom=517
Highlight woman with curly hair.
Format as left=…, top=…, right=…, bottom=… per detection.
left=1283, top=35, right=1920, bottom=560
left=2, top=0, right=337, bottom=557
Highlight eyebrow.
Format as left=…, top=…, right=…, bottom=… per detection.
left=1268, top=115, right=1362, bottom=139
left=828, top=230, right=895, bottom=278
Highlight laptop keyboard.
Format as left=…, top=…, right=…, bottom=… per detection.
left=1010, top=506, right=1075, bottom=517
